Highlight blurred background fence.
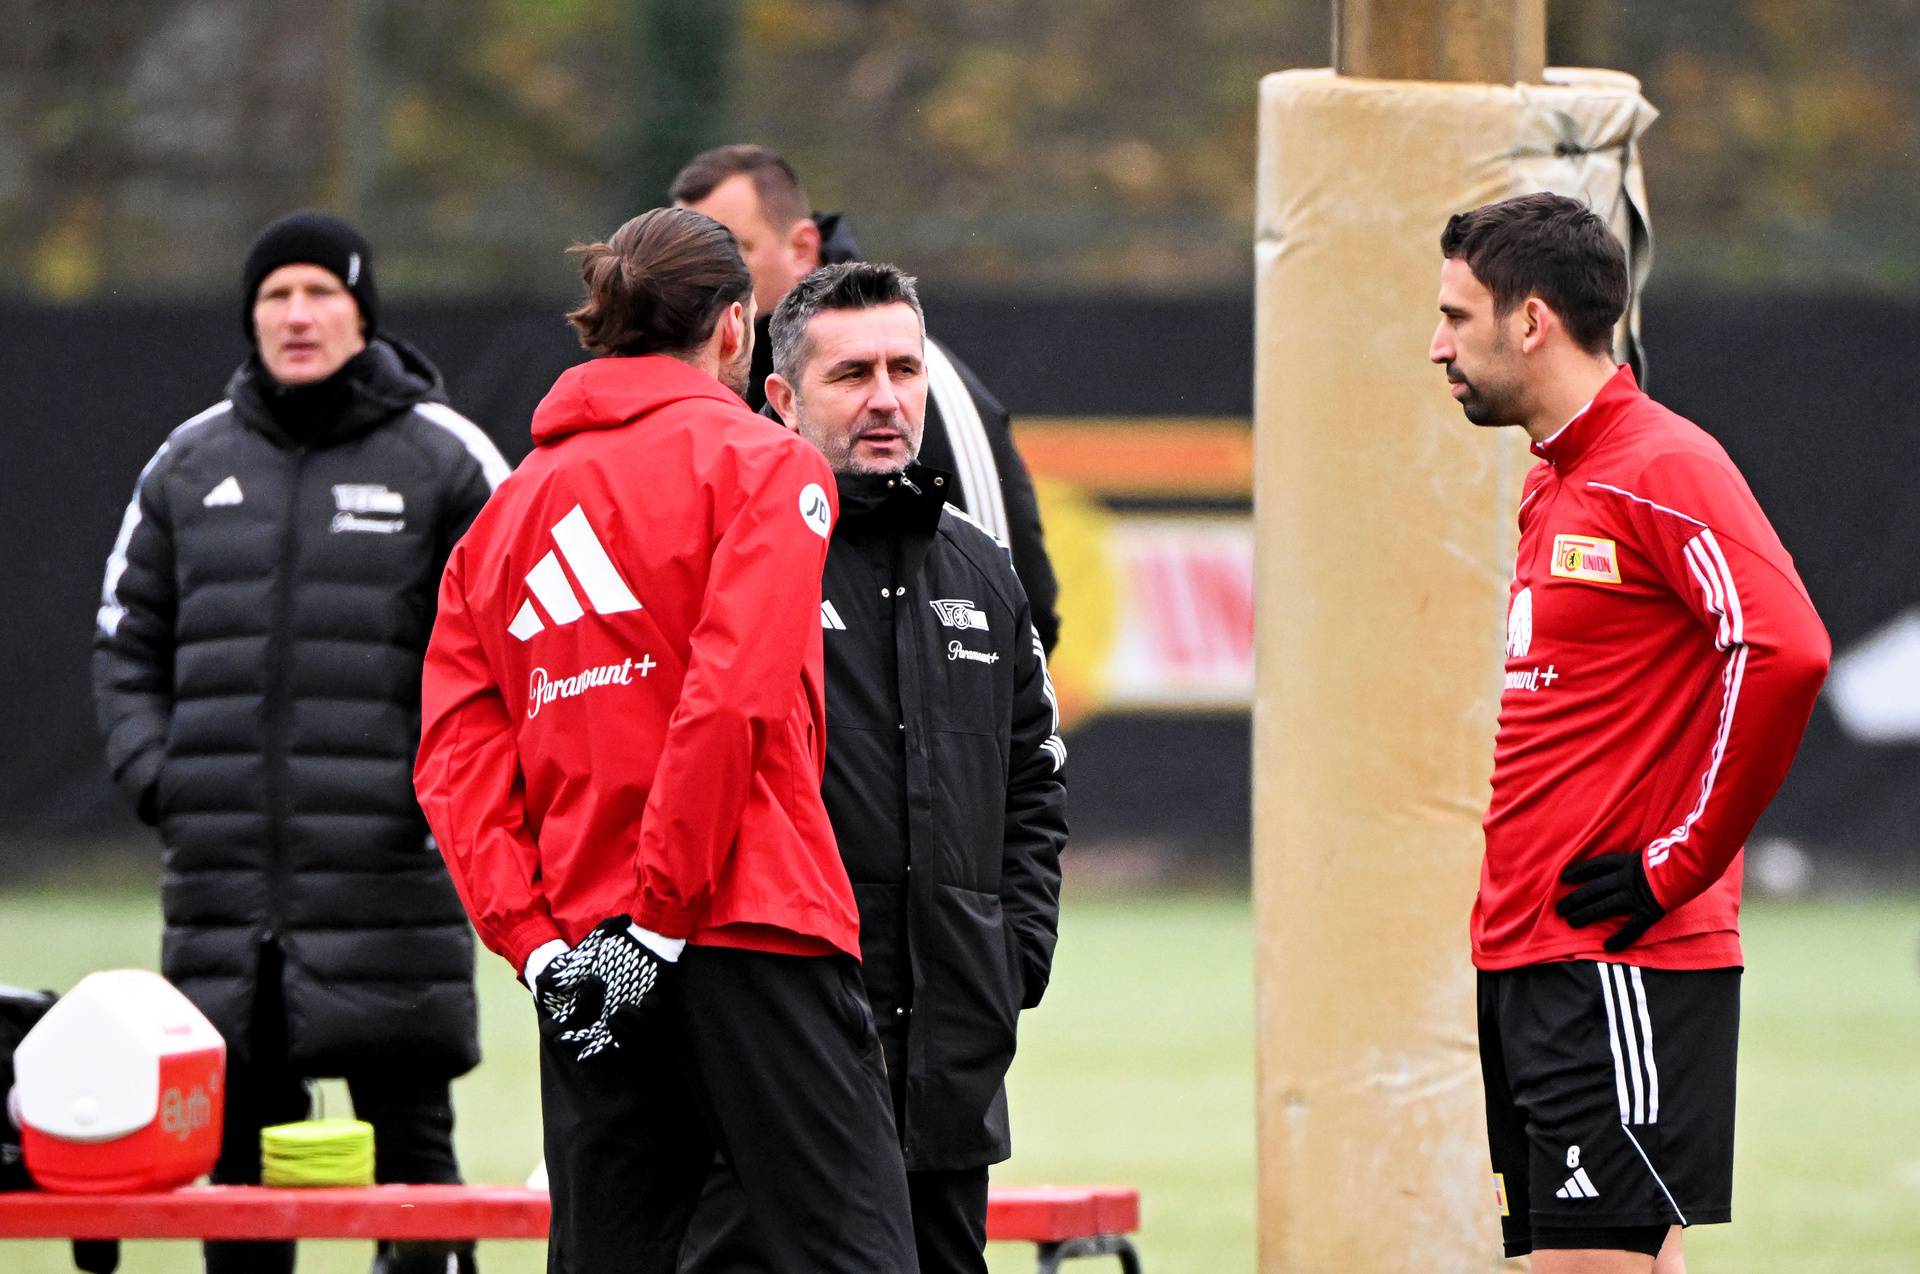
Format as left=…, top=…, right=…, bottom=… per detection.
left=4, top=290, right=1918, bottom=885
left=3, top=0, right=1918, bottom=885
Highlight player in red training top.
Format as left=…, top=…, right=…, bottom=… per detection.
left=414, top=208, right=916, bottom=1273
left=1430, top=193, right=1829, bottom=1273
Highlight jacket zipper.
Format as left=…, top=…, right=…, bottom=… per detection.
left=261, top=446, right=309, bottom=942
left=890, top=524, right=930, bottom=1157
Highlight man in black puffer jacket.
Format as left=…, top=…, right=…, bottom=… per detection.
left=680, top=263, right=1065, bottom=1274
left=91, top=212, right=507, bottom=1274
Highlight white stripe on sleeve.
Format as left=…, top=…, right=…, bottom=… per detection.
left=416, top=401, right=511, bottom=490
left=1681, top=539, right=1729, bottom=649
left=1598, top=509, right=1748, bottom=870
left=1697, top=529, right=1744, bottom=645
left=924, top=340, right=1009, bottom=544
left=1646, top=646, right=1747, bottom=867
left=97, top=402, right=230, bottom=638
left=947, top=504, right=1010, bottom=553
left=1031, top=627, right=1066, bottom=773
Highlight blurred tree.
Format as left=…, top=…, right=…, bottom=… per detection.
left=1553, top=0, right=1920, bottom=293
left=2, top=0, right=1919, bottom=299
left=621, top=0, right=741, bottom=222
left=1, top=2, right=350, bottom=296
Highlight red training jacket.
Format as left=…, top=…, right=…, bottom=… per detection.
left=1475, top=365, right=1830, bottom=971
left=414, top=354, right=857, bottom=974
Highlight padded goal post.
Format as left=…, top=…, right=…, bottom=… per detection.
left=1252, top=67, right=1656, bottom=1270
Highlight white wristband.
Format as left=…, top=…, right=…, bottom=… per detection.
left=523, top=939, right=569, bottom=988
left=627, top=923, right=686, bottom=963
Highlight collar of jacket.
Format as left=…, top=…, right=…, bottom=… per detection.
left=1531, top=362, right=1642, bottom=470
left=531, top=353, right=755, bottom=447
left=227, top=335, right=446, bottom=450
left=746, top=313, right=777, bottom=414
left=813, top=211, right=862, bottom=265
left=834, top=463, right=951, bottom=535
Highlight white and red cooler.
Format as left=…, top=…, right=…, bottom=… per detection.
left=9, top=969, right=225, bottom=1192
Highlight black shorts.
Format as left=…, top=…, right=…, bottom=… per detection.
left=1478, top=961, right=1740, bottom=1258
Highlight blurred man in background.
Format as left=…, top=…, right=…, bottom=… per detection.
left=680, top=261, right=1066, bottom=1274
left=670, top=143, right=1062, bottom=654
left=415, top=209, right=916, bottom=1274
left=92, top=210, right=507, bottom=1274
left=1430, top=193, right=1829, bottom=1274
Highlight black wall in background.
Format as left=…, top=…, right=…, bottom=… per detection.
left=1, top=293, right=1914, bottom=881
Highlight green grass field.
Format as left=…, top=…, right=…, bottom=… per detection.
left=2, top=886, right=1916, bottom=1272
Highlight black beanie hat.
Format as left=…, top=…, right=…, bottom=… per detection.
left=241, top=211, right=379, bottom=344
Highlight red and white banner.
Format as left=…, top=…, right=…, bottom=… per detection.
left=1103, top=517, right=1252, bottom=709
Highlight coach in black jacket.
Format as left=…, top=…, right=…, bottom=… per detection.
left=91, top=212, right=506, bottom=1274
left=680, top=264, right=1065, bottom=1274
left=670, top=143, right=1062, bottom=654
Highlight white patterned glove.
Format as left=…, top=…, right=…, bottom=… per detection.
left=534, top=916, right=673, bottom=1062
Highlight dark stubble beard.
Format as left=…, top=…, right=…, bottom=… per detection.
left=719, top=335, right=753, bottom=398
left=846, top=411, right=919, bottom=476
left=1452, top=368, right=1523, bottom=428
left=806, top=410, right=917, bottom=475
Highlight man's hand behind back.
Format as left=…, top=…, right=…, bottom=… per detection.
left=534, top=917, right=674, bottom=1061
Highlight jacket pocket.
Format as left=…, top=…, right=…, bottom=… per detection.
left=921, top=884, right=1019, bottom=1072
left=832, top=958, right=880, bottom=1058
left=999, top=915, right=1028, bottom=1012
left=151, top=753, right=184, bottom=822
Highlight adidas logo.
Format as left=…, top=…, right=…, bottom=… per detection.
left=1555, top=1168, right=1601, bottom=1200
left=508, top=505, right=642, bottom=641
left=203, top=476, right=243, bottom=507
left=821, top=601, right=847, bottom=631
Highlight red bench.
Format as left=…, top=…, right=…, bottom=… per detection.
left=0, top=1183, right=1141, bottom=1273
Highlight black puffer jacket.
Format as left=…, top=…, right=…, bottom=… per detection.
left=91, top=338, right=507, bottom=1076
left=822, top=466, right=1067, bottom=1171
left=746, top=213, right=1063, bottom=654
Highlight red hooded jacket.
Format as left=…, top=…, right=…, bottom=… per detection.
left=414, top=355, right=856, bottom=973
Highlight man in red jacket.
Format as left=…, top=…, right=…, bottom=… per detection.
left=1429, top=194, right=1830, bottom=1273
left=415, top=207, right=916, bottom=1273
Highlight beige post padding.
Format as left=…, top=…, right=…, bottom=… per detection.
left=1252, top=70, right=1656, bottom=1272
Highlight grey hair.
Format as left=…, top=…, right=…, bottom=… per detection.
left=769, top=261, right=925, bottom=383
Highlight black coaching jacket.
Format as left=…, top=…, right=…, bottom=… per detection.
left=90, top=337, right=506, bottom=1076
left=822, top=465, right=1067, bottom=1171
left=746, top=212, right=1062, bottom=654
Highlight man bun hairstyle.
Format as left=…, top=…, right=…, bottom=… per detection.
left=669, top=143, right=812, bottom=233
left=566, top=208, right=753, bottom=358
left=769, top=261, right=924, bottom=383
left=1439, top=193, right=1628, bottom=355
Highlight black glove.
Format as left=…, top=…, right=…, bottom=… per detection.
left=534, top=917, right=672, bottom=1061
left=1557, top=852, right=1666, bottom=953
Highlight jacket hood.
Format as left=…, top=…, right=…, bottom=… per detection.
left=813, top=212, right=862, bottom=265
left=530, top=354, right=750, bottom=448
left=227, top=335, right=446, bottom=449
